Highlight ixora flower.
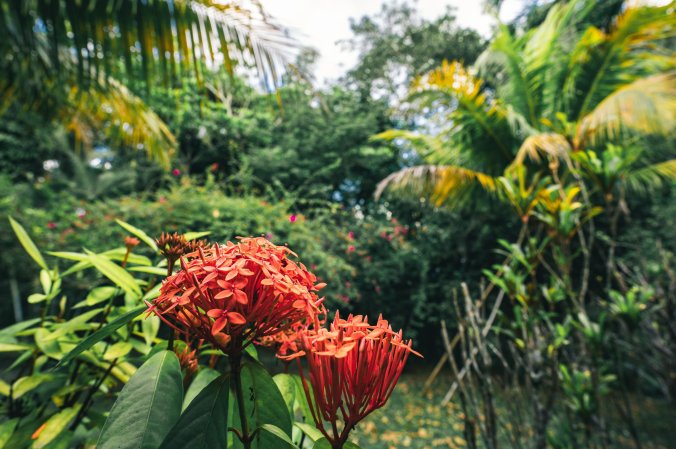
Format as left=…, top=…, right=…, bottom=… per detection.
left=146, top=237, right=326, bottom=355
left=285, top=313, right=421, bottom=448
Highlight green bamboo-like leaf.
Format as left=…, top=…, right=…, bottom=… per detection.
left=9, top=217, right=48, bottom=270
left=129, top=266, right=168, bottom=276
left=183, top=231, right=211, bottom=241
left=159, top=374, right=230, bottom=449
left=116, top=219, right=159, bottom=253
left=294, top=423, right=324, bottom=442
left=32, top=406, right=79, bottom=449
left=258, top=424, right=299, bottom=448
left=86, top=250, right=141, bottom=297
left=97, top=351, right=183, bottom=449
left=182, top=368, right=220, bottom=411
left=0, top=343, right=30, bottom=352
left=232, top=360, right=293, bottom=449
left=58, top=305, right=145, bottom=366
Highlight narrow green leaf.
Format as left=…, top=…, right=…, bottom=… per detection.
left=86, top=251, right=141, bottom=297
left=129, top=266, right=168, bottom=276
left=97, top=351, right=183, bottom=449
left=28, top=293, right=47, bottom=304
left=294, top=423, right=324, bottom=442
left=86, top=286, right=119, bottom=306
left=182, top=368, right=220, bottom=411
left=259, top=424, right=299, bottom=448
left=159, top=374, right=230, bottom=449
left=183, top=231, right=211, bottom=241
left=9, top=217, right=48, bottom=270
left=0, top=343, right=30, bottom=352
left=58, top=305, right=146, bottom=366
left=0, top=418, right=18, bottom=447
left=33, top=406, right=79, bottom=449
left=142, top=315, right=160, bottom=347
left=116, top=219, right=159, bottom=253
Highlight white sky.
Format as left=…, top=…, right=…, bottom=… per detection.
left=260, top=0, right=525, bottom=84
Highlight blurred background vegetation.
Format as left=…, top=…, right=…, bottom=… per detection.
left=0, top=0, right=674, bottom=448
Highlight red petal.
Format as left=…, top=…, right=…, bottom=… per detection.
left=234, top=290, right=248, bottom=304
left=227, top=311, right=247, bottom=325
left=225, top=270, right=238, bottom=281
left=261, top=278, right=274, bottom=286
left=214, top=290, right=233, bottom=300
left=292, top=299, right=306, bottom=309
left=211, top=316, right=228, bottom=335
left=207, top=308, right=223, bottom=318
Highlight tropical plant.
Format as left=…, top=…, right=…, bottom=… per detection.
left=0, top=218, right=419, bottom=448
left=0, top=0, right=296, bottom=167
left=376, top=0, right=675, bottom=205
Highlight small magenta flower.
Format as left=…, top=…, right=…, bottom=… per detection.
left=347, top=245, right=356, bottom=253
left=347, top=231, right=355, bottom=240
left=47, top=222, right=57, bottom=229
left=172, top=168, right=181, bottom=177
left=75, top=208, right=86, bottom=219
left=289, top=214, right=297, bottom=223
left=284, top=313, right=421, bottom=448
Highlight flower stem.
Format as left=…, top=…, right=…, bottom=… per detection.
left=230, top=352, right=252, bottom=449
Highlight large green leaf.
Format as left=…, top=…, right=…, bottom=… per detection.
left=182, top=368, right=220, bottom=411
left=159, top=374, right=230, bottom=449
left=232, top=360, right=293, bottom=449
left=9, top=217, right=48, bottom=270
left=97, top=351, right=183, bottom=449
left=58, top=305, right=145, bottom=366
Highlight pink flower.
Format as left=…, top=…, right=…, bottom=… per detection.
left=347, top=231, right=355, bottom=240
left=172, top=168, right=181, bottom=177
left=289, top=215, right=297, bottom=223
left=47, top=222, right=57, bottom=230
left=347, top=245, right=356, bottom=253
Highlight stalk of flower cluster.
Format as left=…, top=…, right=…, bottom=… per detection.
left=286, top=313, right=421, bottom=449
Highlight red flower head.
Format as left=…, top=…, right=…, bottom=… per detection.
left=146, top=237, right=326, bottom=355
left=286, top=313, right=421, bottom=447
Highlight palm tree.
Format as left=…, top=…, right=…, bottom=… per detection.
left=376, top=0, right=675, bottom=206
left=0, top=0, right=296, bottom=167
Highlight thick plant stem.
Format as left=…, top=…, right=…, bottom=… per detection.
left=231, top=352, right=252, bottom=449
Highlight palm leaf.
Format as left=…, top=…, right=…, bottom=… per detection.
left=575, top=73, right=676, bottom=149
left=375, top=164, right=496, bottom=207
left=511, top=133, right=573, bottom=168
left=410, top=60, right=517, bottom=172
left=625, top=159, right=676, bottom=194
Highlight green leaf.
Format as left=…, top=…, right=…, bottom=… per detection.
left=12, top=374, right=55, bottom=399
left=0, top=343, right=30, bottom=352
left=0, top=318, right=40, bottom=338
left=0, top=418, right=18, bottom=447
left=86, top=251, right=142, bottom=298
left=9, top=217, right=48, bottom=270
left=104, top=342, right=133, bottom=361
left=129, top=266, right=169, bottom=276
left=28, top=293, right=47, bottom=304
left=273, top=373, right=297, bottom=417
left=116, top=220, right=159, bottom=253
left=159, top=374, right=229, bottom=449
left=258, top=424, right=299, bottom=448
left=294, top=423, right=323, bottom=442
left=97, top=351, right=183, bottom=449
left=183, top=231, right=211, bottom=241
left=232, top=360, right=293, bottom=449
left=58, top=305, right=146, bottom=366
left=183, top=368, right=220, bottom=411
left=86, top=287, right=119, bottom=306
left=142, top=315, right=160, bottom=347
left=32, top=406, right=79, bottom=449
left=313, top=438, right=361, bottom=449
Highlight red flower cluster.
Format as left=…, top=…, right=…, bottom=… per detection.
left=146, top=237, right=326, bottom=354
left=286, top=313, right=421, bottom=447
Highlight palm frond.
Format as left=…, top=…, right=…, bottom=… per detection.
left=511, top=132, right=573, bottom=168
left=370, top=129, right=460, bottom=165
left=65, top=79, right=176, bottom=168
left=375, top=164, right=496, bottom=207
left=575, top=73, right=676, bottom=148
left=564, top=4, right=675, bottom=121
left=625, top=159, right=676, bottom=194
left=410, top=60, right=517, bottom=172
left=0, top=0, right=296, bottom=92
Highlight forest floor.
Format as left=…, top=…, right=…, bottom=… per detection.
left=350, top=368, right=676, bottom=449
